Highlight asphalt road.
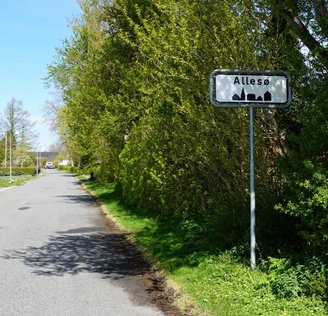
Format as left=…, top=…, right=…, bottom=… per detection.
left=0, top=170, right=164, bottom=316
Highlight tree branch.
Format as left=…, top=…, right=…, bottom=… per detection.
left=273, top=0, right=328, bottom=68
left=313, top=0, right=328, bottom=38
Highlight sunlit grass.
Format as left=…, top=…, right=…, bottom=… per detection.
left=0, top=175, right=34, bottom=187
left=172, top=255, right=326, bottom=316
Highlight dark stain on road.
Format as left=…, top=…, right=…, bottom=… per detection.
left=18, top=207, right=31, bottom=210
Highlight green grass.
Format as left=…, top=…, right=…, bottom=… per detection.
left=0, top=175, right=34, bottom=187
left=81, top=178, right=327, bottom=316
left=173, top=256, right=326, bottom=316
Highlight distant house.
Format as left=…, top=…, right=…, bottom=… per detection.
left=58, top=159, right=71, bottom=166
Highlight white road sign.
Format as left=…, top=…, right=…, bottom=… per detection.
left=210, top=69, right=291, bottom=108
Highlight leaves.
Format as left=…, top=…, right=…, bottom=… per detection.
left=47, top=0, right=327, bottom=264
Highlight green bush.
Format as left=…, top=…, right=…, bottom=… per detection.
left=0, top=167, right=37, bottom=176
left=276, top=75, right=328, bottom=258
left=264, top=257, right=327, bottom=300
left=276, top=162, right=328, bottom=256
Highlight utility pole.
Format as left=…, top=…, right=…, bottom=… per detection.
left=4, top=133, right=7, bottom=168
left=9, top=131, right=12, bottom=182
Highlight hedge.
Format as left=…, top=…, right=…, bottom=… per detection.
left=0, top=167, right=38, bottom=176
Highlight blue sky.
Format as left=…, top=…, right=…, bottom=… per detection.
left=0, top=0, right=81, bottom=151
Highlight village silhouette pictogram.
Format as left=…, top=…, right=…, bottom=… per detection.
left=232, top=88, right=272, bottom=102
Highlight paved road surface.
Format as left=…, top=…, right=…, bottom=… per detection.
left=0, top=170, right=164, bottom=316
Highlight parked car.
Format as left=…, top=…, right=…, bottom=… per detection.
left=44, top=161, right=55, bottom=169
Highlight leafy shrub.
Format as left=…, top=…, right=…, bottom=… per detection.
left=276, top=162, right=328, bottom=256
left=118, top=100, right=252, bottom=220
left=265, top=257, right=327, bottom=300
left=276, top=77, right=328, bottom=258
left=0, top=167, right=37, bottom=176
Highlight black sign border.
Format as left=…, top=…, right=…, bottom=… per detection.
left=210, top=69, right=292, bottom=108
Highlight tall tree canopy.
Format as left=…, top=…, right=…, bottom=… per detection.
left=47, top=0, right=327, bottom=254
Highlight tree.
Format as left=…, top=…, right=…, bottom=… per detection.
left=47, top=0, right=327, bottom=256
left=261, top=0, right=328, bottom=255
left=1, top=98, right=36, bottom=167
left=48, top=0, right=282, bottom=212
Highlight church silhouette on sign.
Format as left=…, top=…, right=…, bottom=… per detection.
left=232, top=88, right=271, bottom=102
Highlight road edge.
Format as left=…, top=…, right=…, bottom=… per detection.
left=78, top=179, right=193, bottom=316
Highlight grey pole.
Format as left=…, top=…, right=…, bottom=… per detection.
left=249, top=106, right=256, bottom=270
left=4, top=133, right=7, bottom=168
left=36, top=150, right=39, bottom=176
left=9, top=131, right=12, bottom=183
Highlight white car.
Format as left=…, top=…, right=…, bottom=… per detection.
left=44, top=161, right=55, bottom=169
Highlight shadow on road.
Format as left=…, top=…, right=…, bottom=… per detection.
left=56, top=194, right=97, bottom=206
left=1, top=229, right=150, bottom=279
left=59, top=174, right=76, bottom=178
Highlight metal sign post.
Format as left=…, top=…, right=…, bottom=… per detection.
left=249, top=105, right=256, bottom=269
left=210, top=69, right=291, bottom=269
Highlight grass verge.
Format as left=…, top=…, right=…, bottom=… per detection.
left=81, top=179, right=327, bottom=316
left=0, top=175, right=34, bottom=187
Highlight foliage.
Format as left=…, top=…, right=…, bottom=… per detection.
left=274, top=70, right=328, bottom=256
left=276, top=162, right=328, bottom=256
left=0, top=98, right=37, bottom=168
left=48, top=1, right=328, bottom=312
left=0, top=167, right=38, bottom=176
left=263, top=257, right=327, bottom=300
left=48, top=0, right=283, bottom=220
left=115, top=0, right=257, bottom=217
left=268, top=0, right=328, bottom=69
